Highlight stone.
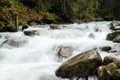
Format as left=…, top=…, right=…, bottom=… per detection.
left=22, top=25, right=29, bottom=31
left=112, top=69, right=120, bottom=79
left=103, top=56, right=120, bottom=67
left=24, top=30, right=39, bottom=36
left=50, top=24, right=59, bottom=29
left=97, top=63, right=118, bottom=80
left=88, top=33, right=95, bottom=38
left=106, top=31, right=120, bottom=41
left=100, top=46, right=112, bottom=52
left=113, top=35, right=120, bottom=43
left=56, top=50, right=102, bottom=79
left=57, top=46, right=73, bottom=58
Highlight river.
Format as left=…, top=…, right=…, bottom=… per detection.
left=0, top=22, right=119, bottom=80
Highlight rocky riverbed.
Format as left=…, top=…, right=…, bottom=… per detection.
left=0, top=21, right=120, bottom=80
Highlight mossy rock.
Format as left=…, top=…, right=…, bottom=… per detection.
left=106, top=31, right=120, bottom=41
left=97, top=63, right=118, bottom=80
left=113, top=69, right=120, bottom=79
left=113, top=36, right=120, bottom=43
left=56, top=50, right=102, bottom=79
left=103, top=56, right=120, bottom=67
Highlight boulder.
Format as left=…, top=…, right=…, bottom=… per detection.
left=1, top=38, right=27, bottom=47
left=22, top=25, right=29, bottom=31
left=106, top=31, right=120, bottom=41
left=57, top=46, right=73, bottom=58
left=112, top=69, right=120, bottom=79
left=103, top=56, right=114, bottom=65
left=103, top=56, right=120, bottom=67
left=97, top=63, right=118, bottom=80
left=109, top=21, right=120, bottom=30
left=88, top=33, right=95, bottom=38
left=113, top=35, right=120, bottom=43
left=50, top=24, right=59, bottom=29
left=100, top=46, right=112, bottom=52
left=24, top=30, right=39, bottom=36
left=56, top=50, right=102, bottom=79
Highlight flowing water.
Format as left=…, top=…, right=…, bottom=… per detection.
left=0, top=22, right=119, bottom=80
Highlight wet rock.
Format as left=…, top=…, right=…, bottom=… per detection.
left=103, top=56, right=120, bottom=67
left=100, top=46, right=112, bottom=52
left=112, top=69, right=120, bottom=79
left=106, top=31, right=120, bottom=41
left=110, top=21, right=120, bottom=30
left=97, top=63, right=118, bottom=80
left=1, top=38, right=27, bottom=47
left=110, top=23, right=115, bottom=30
left=24, top=30, right=39, bottom=36
left=50, top=24, right=59, bottom=29
left=113, top=35, right=120, bottom=43
left=57, top=46, right=73, bottom=58
left=56, top=50, right=102, bottom=79
left=22, top=25, right=29, bottom=31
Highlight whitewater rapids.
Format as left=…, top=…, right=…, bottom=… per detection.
left=0, top=22, right=119, bottom=80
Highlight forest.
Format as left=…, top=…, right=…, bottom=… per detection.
left=0, top=0, right=120, bottom=32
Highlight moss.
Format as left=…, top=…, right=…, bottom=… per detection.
left=113, top=69, right=120, bottom=79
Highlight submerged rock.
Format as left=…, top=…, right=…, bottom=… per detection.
left=1, top=38, right=27, bottom=47
left=113, top=35, right=120, bottom=43
left=22, top=25, right=29, bottom=31
left=50, top=24, right=59, bottom=29
left=56, top=50, right=102, bottom=79
left=103, top=56, right=114, bottom=65
left=112, top=69, right=120, bottom=79
left=88, top=33, right=95, bottom=38
left=24, top=30, right=39, bottom=36
left=57, top=46, right=73, bottom=58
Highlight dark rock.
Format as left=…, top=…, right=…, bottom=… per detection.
left=100, top=46, right=112, bottom=52
left=106, top=31, right=120, bottom=41
left=56, top=50, right=102, bottom=78
left=57, top=46, right=73, bottom=58
left=97, top=63, right=118, bottom=80
left=22, top=25, right=29, bottom=31
left=112, top=69, right=120, bottom=79
left=113, top=36, right=120, bottom=43
left=103, top=56, right=114, bottom=65
left=110, top=23, right=115, bottom=30
left=24, top=30, right=39, bottom=36
left=103, top=56, right=120, bottom=67
left=50, top=24, right=59, bottom=29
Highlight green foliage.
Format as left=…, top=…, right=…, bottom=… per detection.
left=0, top=0, right=120, bottom=31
